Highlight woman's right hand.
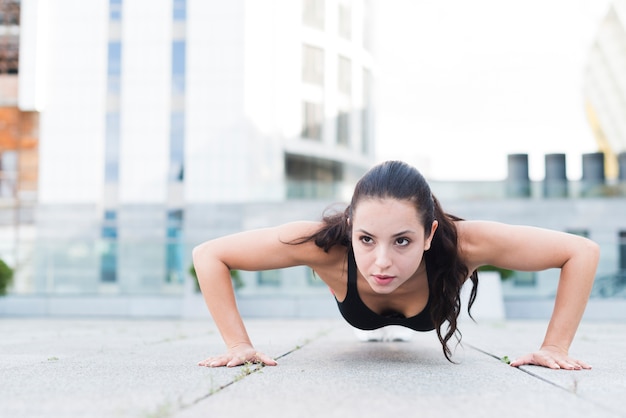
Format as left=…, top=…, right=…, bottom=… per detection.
left=198, top=343, right=278, bottom=368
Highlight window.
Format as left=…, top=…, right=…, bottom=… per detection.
left=109, top=0, right=122, bottom=21
left=104, top=113, right=120, bottom=183
left=301, top=102, right=323, bottom=140
left=107, top=42, right=122, bottom=76
left=338, top=56, right=351, bottom=96
left=336, top=111, right=349, bottom=146
left=512, top=271, right=536, bottom=287
left=0, top=0, right=20, bottom=25
left=362, top=0, right=372, bottom=50
left=166, top=210, right=184, bottom=283
left=338, top=0, right=352, bottom=40
left=0, top=150, right=16, bottom=197
left=171, top=41, right=186, bottom=95
left=169, top=112, right=185, bottom=181
left=361, top=68, right=372, bottom=154
left=302, top=45, right=324, bottom=86
left=0, top=33, right=18, bottom=74
left=566, top=229, right=589, bottom=238
left=173, top=0, right=186, bottom=21
left=285, top=154, right=343, bottom=199
left=100, top=210, right=118, bottom=283
left=258, top=270, right=281, bottom=286
left=302, top=0, right=324, bottom=30
left=618, top=231, right=626, bottom=273
left=107, top=42, right=122, bottom=93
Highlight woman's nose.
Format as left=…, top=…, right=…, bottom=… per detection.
left=375, top=246, right=392, bottom=269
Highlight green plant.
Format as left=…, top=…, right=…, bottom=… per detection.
left=477, top=265, right=514, bottom=281
left=188, top=264, right=243, bottom=292
left=233, top=362, right=254, bottom=382
left=0, top=258, right=14, bottom=296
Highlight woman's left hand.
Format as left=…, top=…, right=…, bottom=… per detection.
left=510, top=346, right=591, bottom=370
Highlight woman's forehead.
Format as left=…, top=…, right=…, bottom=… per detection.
left=352, top=199, right=423, bottom=226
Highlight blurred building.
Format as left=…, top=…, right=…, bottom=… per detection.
left=1, top=0, right=375, bottom=299
left=1, top=1, right=625, bottom=320
left=584, top=0, right=626, bottom=180
left=0, top=0, right=38, bottom=296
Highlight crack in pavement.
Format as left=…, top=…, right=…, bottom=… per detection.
left=465, top=342, right=626, bottom=418
left=177, top=327, right=334, bottom=414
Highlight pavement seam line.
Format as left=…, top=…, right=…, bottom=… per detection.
left=465, top=342, right=626, bottom=418
left=180, top=326, right=334, bottom=412
left=465, top=343, right=575, bottom=390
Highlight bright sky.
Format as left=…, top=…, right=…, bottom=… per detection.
left=373, top=0, right=612, bottom=180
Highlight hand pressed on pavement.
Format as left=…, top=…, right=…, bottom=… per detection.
left=198, top=343, right=277, bottom=368
left=510, top=345, right=591, bottom=370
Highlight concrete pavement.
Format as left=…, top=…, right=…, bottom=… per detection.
left=1, top=316, right=625, bottom=418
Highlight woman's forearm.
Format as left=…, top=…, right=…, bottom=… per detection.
left=541, top=239, right=599, bottom=352
left=192, top=244, right=252, bottom=349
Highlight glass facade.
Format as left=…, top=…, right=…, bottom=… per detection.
left=7, top=0, right=374, bottom=304
left=100, top=210, right=118, bottom=283
left=109, top=0, right=122, bottom=20
left=171, top=41, right=186, bottom=95
left=104, top=113, right=120, bottom=183
left=169, top=0, right=186, bottom=183
left=105, top=1, right=122, bottom=184
left=165, top=209, right=184, bottom=284
left=168, top=112, right=185, bottom=181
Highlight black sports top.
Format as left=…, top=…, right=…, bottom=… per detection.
left=335, top=248, right=436, bottom=332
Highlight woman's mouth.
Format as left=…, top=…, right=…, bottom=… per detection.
left=372, top=274, right=395, bottom=286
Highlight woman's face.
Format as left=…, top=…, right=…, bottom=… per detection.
left=351, top=198, right=438, bottom=294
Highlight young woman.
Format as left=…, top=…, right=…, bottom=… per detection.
left=192, top=160, right=599, bottom=370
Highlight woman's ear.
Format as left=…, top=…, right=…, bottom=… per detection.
left=425, top=220, right=438, bottom=250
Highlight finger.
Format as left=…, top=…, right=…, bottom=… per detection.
left=198, top=356, right=229, bottom=367
left=253, top=352, right=277, bottom=366
left=226, top=355, right=249, bottom=367
left=510, top=354, right=533, bottom=368
left=558, top=357, right=592, bottom=371
left=557, top=360, right=580, bottom=370
left=570, top=358, right=592, bottom=370
left=511, top=355, right=559, bottom=369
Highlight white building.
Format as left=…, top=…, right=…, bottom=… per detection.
left=10, top=0, right=375, bottom=297
left=584, top=0, right=626, bottom=179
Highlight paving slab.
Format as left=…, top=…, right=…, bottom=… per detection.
left=0, top=317, right=624, bottom=418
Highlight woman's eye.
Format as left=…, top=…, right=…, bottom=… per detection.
left=395, top=238, right=410, bottom=246
left=360, top=236, right=373, bottom=244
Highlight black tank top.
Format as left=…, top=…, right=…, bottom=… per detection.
left=335, top=248, right=436, bottom=332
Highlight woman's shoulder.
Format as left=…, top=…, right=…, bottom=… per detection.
left=276, top=221, right=347, bottom=265
left=454, top=220, right=505, bottom=268
left=276, top=220, right=325, bottom=239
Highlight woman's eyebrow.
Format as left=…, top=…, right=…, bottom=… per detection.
left=392, top=230, right=416, bottom=237
left=356, top=228, right=416, bottom=238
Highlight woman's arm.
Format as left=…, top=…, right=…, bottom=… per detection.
left=458, top=220, right=600, bottom=370
left=192, top=221, right=330, bottom=367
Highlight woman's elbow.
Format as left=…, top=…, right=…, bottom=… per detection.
left=577, top=237, right=600, bottom=267
left=192, top=240, right=215, bottom=267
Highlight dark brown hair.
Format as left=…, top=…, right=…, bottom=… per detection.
left=299, top=160, right=478, bottom=362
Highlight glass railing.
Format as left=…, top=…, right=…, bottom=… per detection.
left=1, top=237, right=624, bottom=300
left=429, top=180, right=626, bottom=201
left=284, top=179, right=626, bottom=201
